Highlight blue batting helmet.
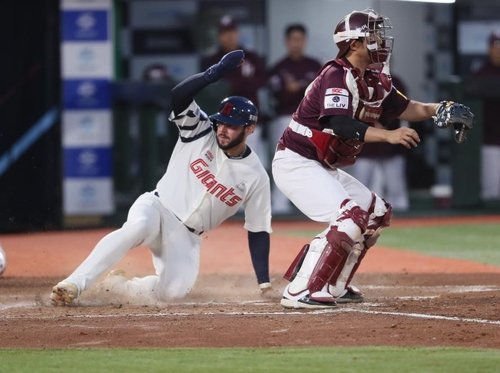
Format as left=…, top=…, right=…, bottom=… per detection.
left=209, top=96, right=258, bottom=126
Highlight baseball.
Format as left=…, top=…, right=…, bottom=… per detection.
left=0, top=246, right=7, bottom=276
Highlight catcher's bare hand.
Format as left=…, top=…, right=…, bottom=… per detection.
left=387, top=127, right=420, bottom=149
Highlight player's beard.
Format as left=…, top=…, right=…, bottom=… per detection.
left=216, top=128, right=246, bottom=151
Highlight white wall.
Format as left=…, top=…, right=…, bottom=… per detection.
left=267, top=0, right=453, bottom=102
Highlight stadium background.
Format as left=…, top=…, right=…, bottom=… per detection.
left=1, top=0, right=500, bottom=233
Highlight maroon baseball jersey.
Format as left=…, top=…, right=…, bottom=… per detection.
left=201, top=47, right=267, bottom=111
left=473, top=61, right=500, bottom=145
left=268, top=55, right=322, bottom=115
left=280, top=57, right=409, bottom=163
left=358, top=75, right=409, bottom=158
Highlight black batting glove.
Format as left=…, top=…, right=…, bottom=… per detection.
left=203, top=50, right=245, bottom=83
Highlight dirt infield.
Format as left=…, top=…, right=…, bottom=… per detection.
left=1, top=217, right=500, bottom=349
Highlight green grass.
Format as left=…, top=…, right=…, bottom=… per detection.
left=278, top=223, right=500, bottom=266
left=1, top=347, right=499, bottom=373
left=377, top=223, right=500, bottom=266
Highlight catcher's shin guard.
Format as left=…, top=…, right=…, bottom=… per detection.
left=283, top=244, right=310, bottom=282
left=338, top=194, right=393, bottom=291
left=307, top=226, right=356, bottom=294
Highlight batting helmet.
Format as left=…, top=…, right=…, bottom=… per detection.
left=333, top=8, right=393, bottom=63
left=209, top=96, right=258, bottom=126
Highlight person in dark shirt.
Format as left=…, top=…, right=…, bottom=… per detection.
left=473, top=30, right=500, bottom=200
left=346, top=75, right=410, bottom=211
left=201, top=15, right=268, bottom=165
left=267, top=24, right=322, bottom=213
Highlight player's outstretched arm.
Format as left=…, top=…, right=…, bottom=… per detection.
left=399, top=100, right=474, bottom=143
left=171, top=50, right=245, bottom=115
left=247, top=231, right=273, bottom=296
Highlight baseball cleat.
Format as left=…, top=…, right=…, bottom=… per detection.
left=336, top=285, right=364, bottom=304
left=281, top=286, right=337, bottom=309
left=280, top=295, right=337, bottom=309
left=50, top=281, right=79, bottom=306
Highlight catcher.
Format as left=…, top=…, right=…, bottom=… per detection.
left=273, top=8, right=474, bottom=308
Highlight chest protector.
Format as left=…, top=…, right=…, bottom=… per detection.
left=308, top=59, right=393, bottom=169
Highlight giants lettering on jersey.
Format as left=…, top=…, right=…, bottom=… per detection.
left=324, top=87, right=349, bottom=110
left=190, top=159, right=243, bottom=207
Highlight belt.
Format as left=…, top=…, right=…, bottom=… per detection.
left=288, top=120, right=313, bottom=138
left=153, top=191, right=204, bottom=235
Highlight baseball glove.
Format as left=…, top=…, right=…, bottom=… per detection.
left=433, top=101, right=474, bottom=144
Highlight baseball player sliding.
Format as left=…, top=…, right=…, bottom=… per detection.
left=51, top=50, right=273, bottom=306
left=273, top=8, right=474, bottom=308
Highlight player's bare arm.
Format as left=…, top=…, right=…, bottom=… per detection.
left=364, top=126, right=420, bottom=149
left=400, top=100, right=474, bottom=143
left=399, top=100, right=439, bottom=122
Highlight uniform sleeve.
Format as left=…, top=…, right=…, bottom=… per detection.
left=379, top=88, right=410, bottom=125
left=318, top=66, right=353, bottom=120
left=168, top=101, right=213, bottom=142
left=243, top=175, right=272, bottom=234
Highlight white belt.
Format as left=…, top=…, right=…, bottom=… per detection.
left=288, top=120, right=313, bottom=138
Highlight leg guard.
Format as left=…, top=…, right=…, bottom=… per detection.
left=283, top=244, right=310, bottom=282
left=341, top=194, right=393, bottom=289
left=307, top=226, right=355, bottom=294
left=306, top=199, right=369, bottom=296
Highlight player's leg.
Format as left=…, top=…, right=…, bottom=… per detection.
left=274, top=150, right=368, bottom=308
left=119, top=206, right=202, bottom=302
left=346, top=157, right=377, bottom=192
left=329, top=170, right=392, bottom=302
left=281, top=169, right=392, bottom=306
left=51, top=193, right=162, bottom=306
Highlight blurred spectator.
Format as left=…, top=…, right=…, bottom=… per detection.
left=473, top=30, right=500, bottom=200
left=201, top=15, right=268, bottom=164
left=347, top=76, right=410, bottom=211
left=267, top=24, right=322, bottom=214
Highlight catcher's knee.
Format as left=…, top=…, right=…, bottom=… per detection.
left=333, top=199, right=369, bottom=241
left=367, top=193, right=392, bottom=229
left=364, top=193, right=393, bottom=248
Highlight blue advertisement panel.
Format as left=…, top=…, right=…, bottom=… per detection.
left=61, top=0, right=114, bottom=216
left=62, top=79, right=111, bottom=109
left=63, top=147, right=112, bottom=178
left=62, top=10, right=109, bottom=41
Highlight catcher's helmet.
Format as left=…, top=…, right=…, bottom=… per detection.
left=333, top=8, right=393, bottom=63
left=210, top=96, right=258, bottom=126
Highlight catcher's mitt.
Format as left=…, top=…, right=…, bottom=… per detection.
left=433, top=101, right=474, bottom=144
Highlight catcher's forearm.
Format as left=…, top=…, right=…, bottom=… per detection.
left=399, top=101, right=439, bottom=122
left=247, top=231, right=270, bottom=284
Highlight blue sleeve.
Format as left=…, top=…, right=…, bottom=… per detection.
left=247, top=231, right=270, bottom=284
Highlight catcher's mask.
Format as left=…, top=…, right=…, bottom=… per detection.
left=333, top=8, right=393, bottom=64
left=210, top=96, right=258, bottom=127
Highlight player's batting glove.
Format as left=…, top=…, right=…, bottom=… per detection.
left=433, top=101, right=474, bottom=144
left=203, top=49, right=245, bottom=83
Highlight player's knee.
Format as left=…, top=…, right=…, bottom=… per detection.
left=367, top=195, right=392, bottom=230
left=333, top=199, right=369, bottom=241
left=122, top=217, right=158, bottom=245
